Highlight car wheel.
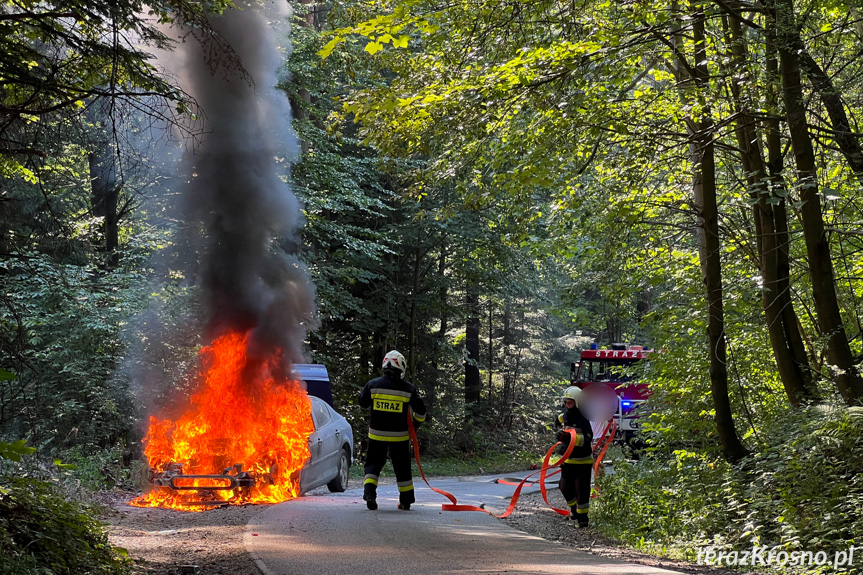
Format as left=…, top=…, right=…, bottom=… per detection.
left=327, top=447, right=350, bottom=492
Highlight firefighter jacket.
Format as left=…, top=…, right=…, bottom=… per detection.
left=358, top=373, right=427, bottom=442
left=556, top=405, right=594, bottom=464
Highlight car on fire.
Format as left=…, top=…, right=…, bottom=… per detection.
left=295, top=364, right=354, bottom=494
left=143, top=364, right=352, bottom=507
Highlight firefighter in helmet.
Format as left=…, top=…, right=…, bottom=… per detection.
left=556, top=385, right=594, bottom=527
left=358, top=350, right=427, bottom=511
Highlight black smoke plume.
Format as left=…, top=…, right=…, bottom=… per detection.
left=175, top=1, right=316, bottom=369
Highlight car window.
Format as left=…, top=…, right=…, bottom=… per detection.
left=311, top=398, right=332, bottom=429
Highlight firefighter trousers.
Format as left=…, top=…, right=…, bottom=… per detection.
left=559, top=462, right=591, bottom=524
left=363, top=438, right=415, bottom=506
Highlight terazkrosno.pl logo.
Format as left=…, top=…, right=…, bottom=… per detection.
left=697, top=546, right=857, bottom=570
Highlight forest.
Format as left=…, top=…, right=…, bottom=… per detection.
left=1, top=0, right=862, bottom=573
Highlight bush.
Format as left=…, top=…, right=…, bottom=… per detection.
left=0, top=476, right=131, bottom=575
left=593, top=405, right=863, bottom=574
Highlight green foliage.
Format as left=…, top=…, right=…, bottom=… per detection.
left=0, top=0, right=246, bottom=174
left=0, top=439, right=36, bottom=462
left=287, top=2, right=581, bottom=452
left=57, top=446, right=132, bottom=491
left=594, top=406, right=863, bottom=573
left=0, top=252, right=149, bottom=449
left=0, top=476, right=131, bottom=575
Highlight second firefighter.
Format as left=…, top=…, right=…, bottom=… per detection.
left=556, top=385, right=594, bottom=527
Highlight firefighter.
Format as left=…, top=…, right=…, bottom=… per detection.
left=556, top=385, right=594, bottom=527
left=358, top=350, right=427, bottom=511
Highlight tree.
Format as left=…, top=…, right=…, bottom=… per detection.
left=773, top=0, right=863, bottom=405
left=0, top=0, right=249, bottom=450
left=721, top=2, right=817, bottom=405
left=0, top=1, right=233, bottom=172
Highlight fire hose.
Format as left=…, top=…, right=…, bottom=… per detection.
left=590, top=418, right=617, bottom=498
left=406, top=414, right=616, bottom=518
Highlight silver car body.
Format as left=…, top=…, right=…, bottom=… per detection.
left=299, top=395, right=353, bottom=494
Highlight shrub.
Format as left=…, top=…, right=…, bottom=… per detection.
left=0, top=476, right=131, bottom=575
left=593, top=406, right=863, bottom=574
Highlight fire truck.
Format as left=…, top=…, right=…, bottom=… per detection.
left=570, top=343, right=652, bottom=446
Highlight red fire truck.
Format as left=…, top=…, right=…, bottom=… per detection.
left=570, top=343, right=652, bottom=446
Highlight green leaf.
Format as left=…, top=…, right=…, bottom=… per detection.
left=0, top=439, right=37, bottom=461
left=318, top=37, right=342, bottom=59
left=364, top=41, right=384, bottom=55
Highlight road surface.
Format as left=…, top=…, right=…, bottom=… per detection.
left=245, top=472, right=684, bottom=575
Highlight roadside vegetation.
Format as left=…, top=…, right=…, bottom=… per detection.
left=0, top=443, right=131, bottom=574
left=2, top=0, right=863, bottom=574
left=596, top=407, right=863, bottom=570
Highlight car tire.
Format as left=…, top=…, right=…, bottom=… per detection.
left=327, top=447, right=350, bottom=492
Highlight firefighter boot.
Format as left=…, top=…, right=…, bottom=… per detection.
left=577, top=515, right=589, bottom=528
left=397, top=488, right=415, bottom=510
left=363, top=484, right=378, bottom=511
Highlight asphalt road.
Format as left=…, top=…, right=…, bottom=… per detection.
left=244, top=472, right=685, bottom=575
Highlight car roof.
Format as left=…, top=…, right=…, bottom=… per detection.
left=292, top=363, right=329, bottom=382
left=292, top=363, right=334, bottom=407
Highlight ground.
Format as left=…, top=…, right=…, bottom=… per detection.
left=104, top=493, right=261, bottom=575
left=104, top=481, right=754, bottom=575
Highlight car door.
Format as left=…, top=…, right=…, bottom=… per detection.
left=301, top=397, right=339, bottom=492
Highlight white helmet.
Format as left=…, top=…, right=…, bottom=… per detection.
left=562, top=386, right=581, bottom=403
left=382, top=350, right=407, bottom=378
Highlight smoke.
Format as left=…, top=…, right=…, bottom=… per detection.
left=172, top=1, right=316, bottom=367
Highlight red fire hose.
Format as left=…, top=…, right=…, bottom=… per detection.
left=407, top=415, right=590, bottom=518
left=590, top=418, right=616, bottom=498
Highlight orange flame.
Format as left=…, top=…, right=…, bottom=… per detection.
left=130, top=330, right=314, bottom=511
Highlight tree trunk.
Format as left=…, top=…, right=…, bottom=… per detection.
left=775, top=0, right=863, bottom=405
left=87, top=99, right=121, bottom=264
left=723, top=9, right=817, bottom=404
left=465, top=286, right=481, bottom=417
left=501, top=297, right=514, bottom=430
left=407, top=241, right=421, bottom=380
left=765, top=27, right=819, bottom=403
left=797, top=50, right=863, bottom=183
left=487, top=301, right=493, bottom=405
left=292, top=1, right=317, bottom=153
left=427, top=249, right=449, bottom=420
left=692, top=11, right=750, bottom=460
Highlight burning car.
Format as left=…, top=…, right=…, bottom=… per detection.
left=131, top=331, right=352, bottom=510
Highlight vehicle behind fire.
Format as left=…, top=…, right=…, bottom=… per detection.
left=301, top=395, right=353, bottom=494
left=286, top=363, right=353, bottom=494
left=571, top=343, right=652, bottom=446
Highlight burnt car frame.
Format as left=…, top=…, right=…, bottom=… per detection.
left=148, top=364, right=353, bottom=504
